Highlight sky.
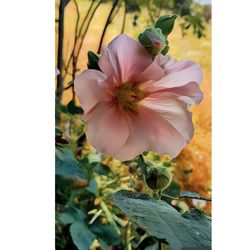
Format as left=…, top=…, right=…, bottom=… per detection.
left=196, top=0, right=211, bottom=4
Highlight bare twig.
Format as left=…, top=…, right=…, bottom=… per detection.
left=121, top=0, right=127, bottom=34
left=75, top=0, right=102, bottom=68
left=56, top=0, right=70, bottom=101
left=63, top=0, right=95, bottom=79
left=97, top=0, right=119, bottom=54
left=147, top=0, right=155, bottom=25
left=63, top=0, right=102, bottom=81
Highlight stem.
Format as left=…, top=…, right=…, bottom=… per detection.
left=138, top=154, right=149, bottom=179
left=97, top=0, right=119, bottom=54
left=125, top=222, right=132, bottom=250
left=56, top=0, right=70, bottom=101
left=121, top=0, right=127, bottom=34
left=100, top=200, right=121, bottom=236
left=147, top=0, right=155, bottom=25
left=63, top=0, right=101, bottom=80
left=158, top=190, right=162, bottom=200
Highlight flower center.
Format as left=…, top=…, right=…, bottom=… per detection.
left=115, top=83, right=145, bottom=112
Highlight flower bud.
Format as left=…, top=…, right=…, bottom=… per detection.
left=138, top=28, right=166, bottom=58
left=145, top=165, right=172, bottom=191
left=87, top=51, right=101, bottom=71
left=155, top=14, right=177, bottom=36
left=161, top=41, right=169, bottom=55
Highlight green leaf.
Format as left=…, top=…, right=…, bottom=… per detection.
left=55, top=128, right=63, bottom=137
left=145, top=242, right=159, bottom=250
left=90, top=221, right=121, bottom=249
left=86, top=178, right=97, bottom=194
left=163, top=181, right=181, bottom=198
left=87, top=51, right=101, bottom=71
left=161, top=44, right=169, bottom=55
left=180, top=191, right=212, bottom=201
left=67, top=100, right=84, bottom=115
left=70, top=222, right=96, bottom=250
left=56, top=147, right=88, bottom=180
left=155, top=14, right=177, bottom=36
left=183, top=169, right=193, bottom=175
left=91, top=162, right=110, bottom=176
left=112, top=190, right=211, bottom=250
left=59, top=206, right=86, bottom=225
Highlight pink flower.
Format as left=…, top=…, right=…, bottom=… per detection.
left=75, top=34, right=203, bottom=161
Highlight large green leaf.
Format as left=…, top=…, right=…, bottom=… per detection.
left=90, top=221, right=121, bottom=250
left=112, top=190, right=211, bottom=250
left=55, top=147, right=88, bottom=180
left=70, top=222, right=95, bottom=250
left=59, top=206, right=86, bottom=225
left=180, top=191, right=212, bottom=201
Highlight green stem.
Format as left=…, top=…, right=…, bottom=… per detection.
left=125, top=222, right=132, bottom=250
left=138, top=154, right=149, bottom=178
left=100, top=200, right=121, bottom=236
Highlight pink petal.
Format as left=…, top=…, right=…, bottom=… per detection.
left=141, top=95, right=194, bottom=144
left=114, top=112, right=151, bottom=161
left=144, top=82, right=203, bottom=105
left=140, top=106, right=187, bottom=158
left=166, top=82, right=203, bottom=104
left=99, top=34, right=152, bottom=83
left=86, top=102, right=129, bottom=157
left=143, top=56, right=202, bottom=92
left=115, top=103, right=189, bottom=160
left=134, top=55, right=165, bottom=83
left=74, top=69, right=111, bottom=115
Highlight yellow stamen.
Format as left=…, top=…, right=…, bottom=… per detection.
left=116, top=82, right=145, bottom=112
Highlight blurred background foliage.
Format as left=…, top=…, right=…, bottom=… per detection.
left=55, top=0, right=211, bottom=249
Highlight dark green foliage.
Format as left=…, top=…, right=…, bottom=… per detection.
left=112, top=190, right=211, bottom=250
left=59, top=206, right=86, bottom=225
left=70, top=222, right=96, bottom=250
left=55, top=147, right=88, bottom=180
left=180, top=191, right=212, bottom=201
left=67, top=100, right=84, bottom=115
left=90, top=221, right=121, bottom=249
left=87, top=51, right=101, bottom=71
left=155, top=14, right=177, bottom=36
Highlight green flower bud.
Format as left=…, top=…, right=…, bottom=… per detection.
left=161, top=41, right=169, bottom=55
left=138, top=27, right=166, bottom=58
left=155, top=14, right=177, bottom=36
left=145, top=165, right=172, bottom=191
left=87, top=51, right=101, bottom=71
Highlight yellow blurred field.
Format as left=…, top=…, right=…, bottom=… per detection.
left=56, top=0, right=211, bottom=210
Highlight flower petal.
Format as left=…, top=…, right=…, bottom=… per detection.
left=86, top=102, right=129, bottom=157
left=166, top=82, right=203, bottom=104
left=139, top=106, right=187, bottom=158
left=134, top=55, right=165, bottom=83
left=143, top=56, right=203, bottom=92
left=99, top=34, right=152, bottom=83
left=74, top=69, right=111, bottom=114
left=114, top=112, right=151, bottom=161
left=141, top=95, right=194, bottom=144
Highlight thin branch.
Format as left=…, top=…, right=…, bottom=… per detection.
left=110, top=1, right=122, bottom=23
left=75, top=0, right=102, bottom=66
left=63, top=0, right=96, bottom=79
left=156, top=0, right=163, bottom=17
left=63, top=0, right=102, bottom=80
left=56, top=0, right=70, bottom=101
left=97, top=0, right=119, bottom=54
left=147, top=0, right=155, bottom=25
left=121, top=0, right=127, bottom=34
left=71, top=0, right=81, bottom=99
